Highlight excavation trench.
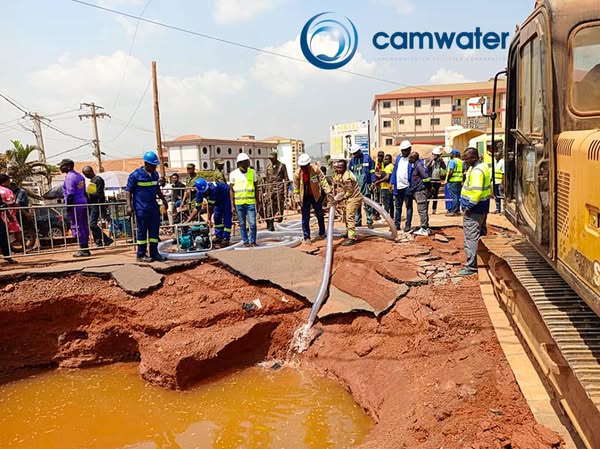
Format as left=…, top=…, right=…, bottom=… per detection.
left=0, top=231, right=567, bottom=449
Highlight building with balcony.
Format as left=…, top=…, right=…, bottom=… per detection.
left=163, top=134, right=279, bottom=176
left=371, top=80, right=506, bottom=150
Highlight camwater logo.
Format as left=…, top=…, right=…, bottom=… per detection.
left=300, top=12, right=358, bottom=70
left=372, top=28, right=510, bottom=50
left=300, top=13, right=510, bottom=70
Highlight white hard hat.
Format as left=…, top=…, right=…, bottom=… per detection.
left=399, top=140, right=412, bottom=150
left=236, top=152, right=250, bottom=163
left=350, top=143, right=362, bottom=153
left=298, top=153, right=311, bottom=166
left=432, top=146, right=442, bottom=155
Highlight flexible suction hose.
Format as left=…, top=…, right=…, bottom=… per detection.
left=306, top=205, right=336, bottom=328
left=159, top=194, right=396, bottom=264
left=303, top=195, right=396, bottom=327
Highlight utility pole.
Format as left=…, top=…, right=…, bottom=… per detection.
left=29, top=113, right=49, bottom=192
left=30, top=113, right=47, bottom=165
left=152, top=61, right=166, bottom=177
left=79, top=103, right=110, bottom=172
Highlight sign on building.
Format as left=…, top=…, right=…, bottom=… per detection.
left=330, top=120, right=370, bottom=159
left=466, top=96, right=488, bottom=117
left=466, top=117, right=488, bottom=130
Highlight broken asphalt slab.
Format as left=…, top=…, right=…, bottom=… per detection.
left=111, top=264, right=164, bottom=295
left=209, top=247, right=409, bottom=318
left=0, top=254, right=199, bottom=295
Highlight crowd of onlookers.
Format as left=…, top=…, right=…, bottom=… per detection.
left=0, top=140, right=503, bottom=269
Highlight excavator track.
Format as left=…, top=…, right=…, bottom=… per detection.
left=480, top=235, right=600, bottom=449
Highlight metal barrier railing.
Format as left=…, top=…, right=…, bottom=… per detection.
left=256, top=180, right=295, bottom=223
left=158, top=181, right=299, bottom=236
left=0, top=201, right=134, bottom=259
left=0, top=182, right=454, bottom=260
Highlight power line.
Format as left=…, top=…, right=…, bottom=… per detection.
left=0, top=117, right=23, bottom=127
left=45, top=108, right=81, bottom=118
left=41, top=120, right=90, bottom=142
left=70, top=0, right=438, bottom=91
left=112, top=0, right=153, bottom=109
left=47, top=142, right=92, bottom=160
left=1, top=91, right=91, bottom=143
left=106, top=76, right=152, bottom=143
left=0, top=91, right=29, bottom=114
left=109, top=117, right=176, bottom=139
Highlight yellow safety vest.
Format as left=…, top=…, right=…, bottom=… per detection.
left=233, top=168, right=256, bottom=205
left=494, top=160, right=504, bottom=184
left=461, top=162, right=491, bottom=205
left=447, top=158, right=463, bottom=183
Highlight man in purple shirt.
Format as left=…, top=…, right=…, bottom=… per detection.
left=60, top=159, right=90, bottom=257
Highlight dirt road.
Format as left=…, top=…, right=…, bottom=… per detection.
left=0, top=225, right=563, bottom=448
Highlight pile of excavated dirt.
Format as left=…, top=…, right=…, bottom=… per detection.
left=0, top=226, right=563, bottom=449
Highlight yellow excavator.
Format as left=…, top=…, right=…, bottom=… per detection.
left=482, top=1, right=600, bottom=447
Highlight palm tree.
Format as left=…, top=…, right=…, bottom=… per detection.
left=1, top=140, right=50, bottom=187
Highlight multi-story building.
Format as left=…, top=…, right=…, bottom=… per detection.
left=164, top=134, right=278, bottom=176
left=371, top=80, right=506, bottom=149
left=262, top=136, right=305, bottom=179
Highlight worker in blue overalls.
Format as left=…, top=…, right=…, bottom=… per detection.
left=126, top=151, right=168, bottom=262
left=185, top=178, right=232, bottom=248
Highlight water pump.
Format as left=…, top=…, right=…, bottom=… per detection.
left=177, top=223, right=211, bottom=251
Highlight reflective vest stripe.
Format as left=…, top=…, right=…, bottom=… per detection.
left=137, top=181, right=158, bottom=187
left=223, top=227, right=232, bottom=232
left=149, top=238, right=159, bottom=243
left=461, top=164, right=491, bottom=204
left=233, top=169, right=255, bottom=205
left=447, top=159, right=463, bottom=183
left=494, top=168, right=503, bottom=183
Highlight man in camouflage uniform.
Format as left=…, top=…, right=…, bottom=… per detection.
left=213, top=159, right=227, bottom=183
left=181, top=163, right=200, bottom=212
left=265, top=149, right=289, bottom=231
left=332, top=158, right=363, bottom=246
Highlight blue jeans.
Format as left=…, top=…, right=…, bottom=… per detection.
left=394, top=188, right=413, bottom=230
left=448, top=182, right=462, bottom=213
left=236, top=203, right=257, bottom=244
left=494, top=184, right=502, bottom=212
left=301, top=194, right=325, bottom=239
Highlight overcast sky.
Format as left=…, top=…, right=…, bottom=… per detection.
left=0, top=0, right=534, bottom=163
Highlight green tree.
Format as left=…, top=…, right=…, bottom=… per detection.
left=1, top=140, right=50, bottom=187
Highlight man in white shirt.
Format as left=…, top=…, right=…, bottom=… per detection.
left=229, top=153, right=258, bottom=247
left=390, top=140, right=413, bottom=232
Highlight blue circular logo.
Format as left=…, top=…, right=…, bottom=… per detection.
left=300, top=12, right=358, bottom=70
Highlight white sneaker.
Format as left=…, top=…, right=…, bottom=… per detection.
left=413, top=227, right=430, bottom=236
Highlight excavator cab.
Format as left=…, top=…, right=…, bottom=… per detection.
left=502, top=0, right=600, bottom=314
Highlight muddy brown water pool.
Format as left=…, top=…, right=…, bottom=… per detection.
left=0, top=363, right=373, bottom=449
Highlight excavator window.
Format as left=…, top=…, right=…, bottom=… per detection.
left=571, top=24, right=600, bottom=115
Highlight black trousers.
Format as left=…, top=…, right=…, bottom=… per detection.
left=0, top=218, right=10, bottom=257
